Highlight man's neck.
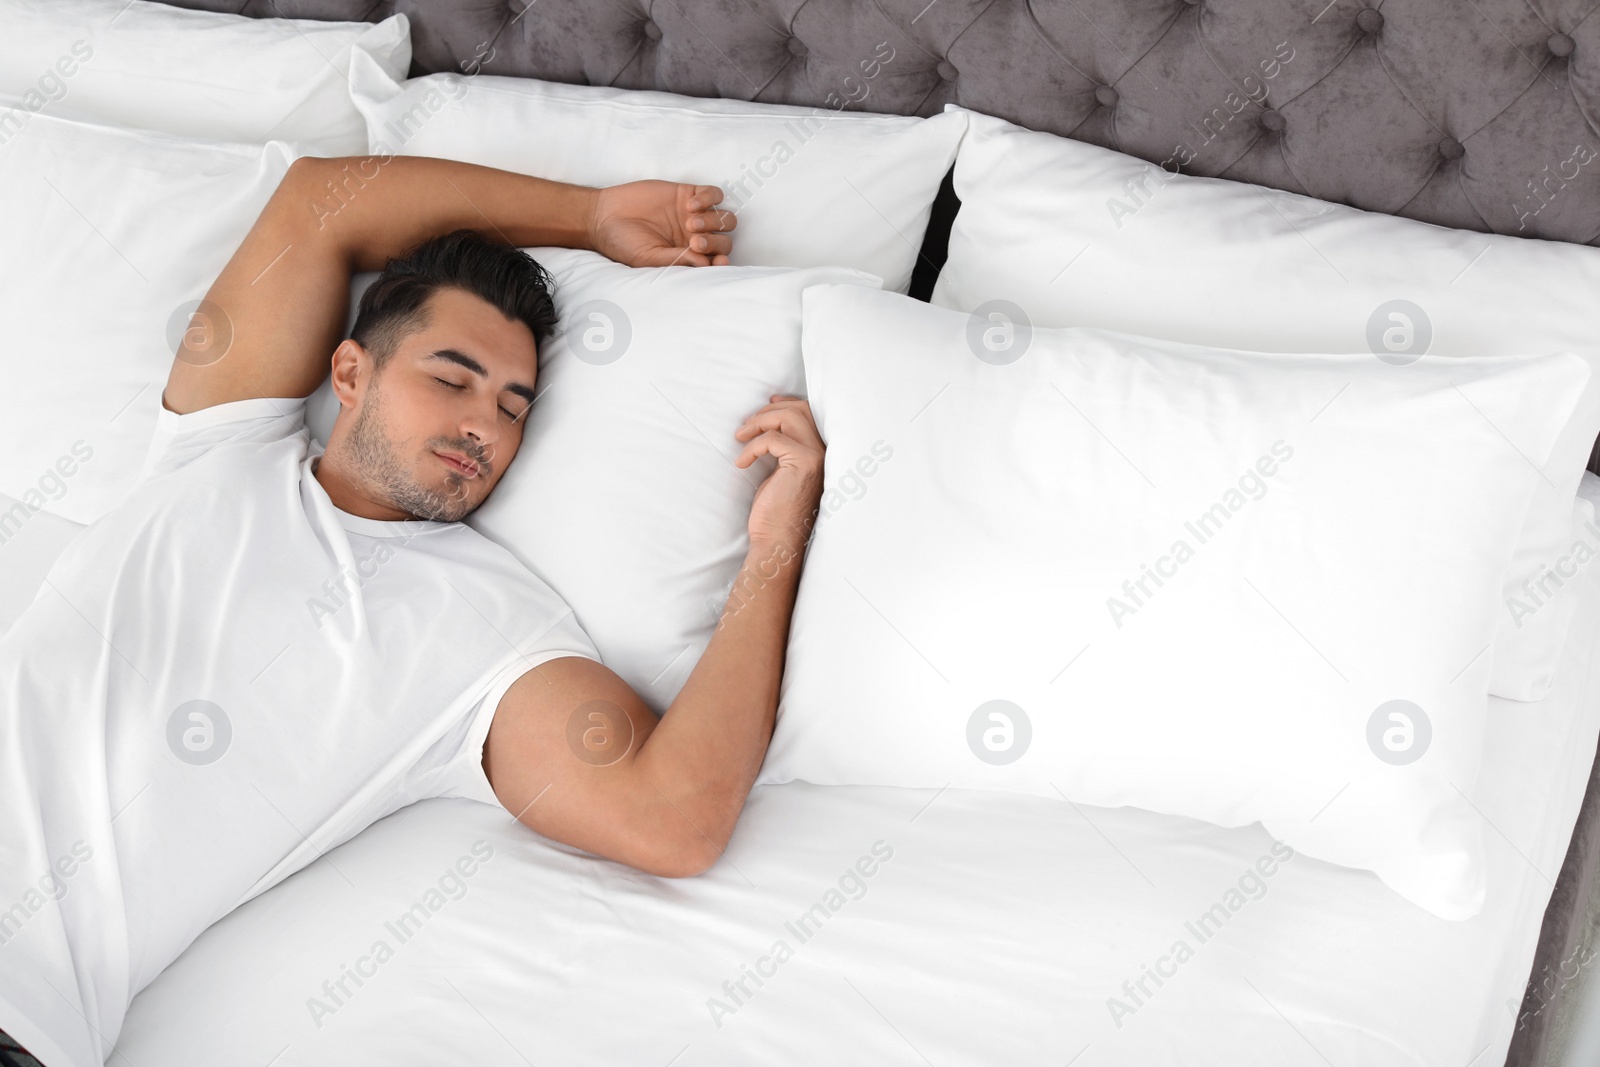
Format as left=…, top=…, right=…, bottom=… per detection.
left=311, top=454, right=413, bottom=522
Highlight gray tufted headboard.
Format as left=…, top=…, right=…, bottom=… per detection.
left=143, top=3, right=1600, bottom=1064
left=171, top=0, right=1600, bottom=247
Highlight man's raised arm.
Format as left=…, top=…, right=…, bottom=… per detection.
left=162, top=154, right=735, bottom=415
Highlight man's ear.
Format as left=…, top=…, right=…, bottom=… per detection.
left=328, top=339, right=368, bottom=409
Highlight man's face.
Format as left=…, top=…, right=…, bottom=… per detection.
left=334, top=287, right=538, bottom=523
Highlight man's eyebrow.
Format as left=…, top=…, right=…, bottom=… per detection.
left=425, top=348, right=538, bottom=406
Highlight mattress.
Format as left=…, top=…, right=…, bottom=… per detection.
left=70, top=475, right=1598, bottom=1065
left=6, top=477, right=1600, bottom=1066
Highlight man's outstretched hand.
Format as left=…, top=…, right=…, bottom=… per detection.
left=588, top=180, right=738, bottom=268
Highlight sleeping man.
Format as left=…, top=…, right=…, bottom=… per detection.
left=0, top=155, right=824, bottom=1066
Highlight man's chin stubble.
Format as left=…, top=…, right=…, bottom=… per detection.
left=345, top=385, right=474, bottom=522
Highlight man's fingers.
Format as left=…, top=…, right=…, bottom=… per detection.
left=672, top=243, right=723, bottom=266
left=736, top=412, right=812, bottom=441
left=748, top=395, right=809, bottom=416
left=679, top=186, right=735, bottom=267
left=641, top=246, right=712, bottom=268
left=688, top=208, right=738, bottom=234
left=687, top=185, right=726, bottom=212
left=687, top=232, right=734, bottom=257
left=734, top=429, right=816, bottom=470
left=735, top=397, right=816, bottom=437
left=734, top=407, right=821, bottom=449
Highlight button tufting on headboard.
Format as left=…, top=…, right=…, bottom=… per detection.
left=148, top=0, right=1600, bottom=247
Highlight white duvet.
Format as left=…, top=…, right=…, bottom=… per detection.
left=4, top=476, right=1598, bottom=1065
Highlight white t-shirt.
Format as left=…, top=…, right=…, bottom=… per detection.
left=0, top=396, right=598, bottom=1066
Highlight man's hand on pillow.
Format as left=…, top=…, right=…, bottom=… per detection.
left=734, top=395, right=825, bottom=557
left=588, top=180, right=737, bottom=268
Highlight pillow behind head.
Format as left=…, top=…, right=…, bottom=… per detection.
left=315, top=251, right=882, bottom=711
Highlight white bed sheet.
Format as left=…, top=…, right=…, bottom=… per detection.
left=7, top=475, right=1600, bottom=1066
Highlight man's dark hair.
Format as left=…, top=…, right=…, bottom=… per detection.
left=349, top=228, right=559, bottom=369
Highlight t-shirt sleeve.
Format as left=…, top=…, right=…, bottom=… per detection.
left=413, top=606, right=605, bottom=809
left=137, top=394, right=309, bottom=485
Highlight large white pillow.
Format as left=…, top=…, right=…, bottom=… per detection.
left=307, top=252, right=881, bottom=713
left=0, top=111, right=296, bottom=525
left=0, top=0, right=409, bottom=153
left=757, top=283, right=1596, bottom=921
left=931, top=106, right=1600, bottom=703
left=347, top=48, right=964, bottom=294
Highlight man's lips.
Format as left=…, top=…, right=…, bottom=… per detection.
left=434, top=450, right=479, bottom=478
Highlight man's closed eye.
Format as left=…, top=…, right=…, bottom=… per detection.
left=433, top=376, right=519, bottom=419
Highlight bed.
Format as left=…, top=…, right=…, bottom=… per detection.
left=5, top=0, right=1600, bottom=1064
left=2, top=471, right=1598, bottom=1063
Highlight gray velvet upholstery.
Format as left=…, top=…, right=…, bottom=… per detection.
left=166, top=0, right=1600, bottom=245
left=138, top=4, right=1600, bottom=1065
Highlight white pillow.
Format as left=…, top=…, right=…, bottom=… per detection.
left=308, top=251, right=882, bottom=713
left=931, top=106, right=1600, bottom=703
left=757, top=283, right=1596, bottom=921
left=347, top=48, right=964, bottom=294
left=0, top=0, right=409, bottom=153
left=0, top=112, right=296, bottom=524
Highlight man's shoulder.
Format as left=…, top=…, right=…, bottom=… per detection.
left=138, top=394, right=311, bottom=487
left=155, top=392, right=310, bottom=435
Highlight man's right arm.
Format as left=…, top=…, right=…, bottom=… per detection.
left=482, top=541, right=801, bottom=877
left=481, top=396, right=823, bottom=878
left=161, top=154, right=733, bottom=418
